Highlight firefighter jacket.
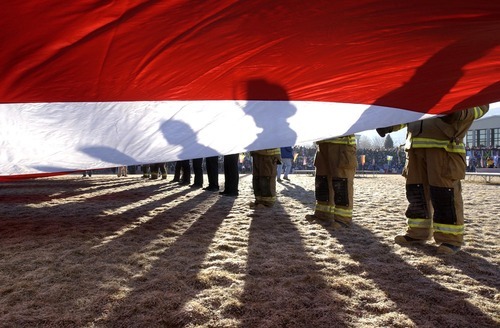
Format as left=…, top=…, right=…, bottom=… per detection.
left=387, top=105, right=488, bottom=155
left=316, top=135, right=357, bottom=147
left=251, top=148, right=282, bottom=156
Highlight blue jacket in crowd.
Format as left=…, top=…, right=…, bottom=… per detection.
left=280, top=146, right=294, bottom=159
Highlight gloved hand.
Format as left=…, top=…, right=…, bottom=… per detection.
left=376, top=126, right=393, bottom=138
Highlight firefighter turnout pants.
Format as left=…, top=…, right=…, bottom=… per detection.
left=314, top=143, right=356, bottom=224
left=403, top=148, right=465, bottom=246
left=252, top=152, right=280, bottom=206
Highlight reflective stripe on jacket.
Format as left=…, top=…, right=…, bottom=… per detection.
left=252, top=148, right=282, bottom=156
left=317, top=135, right=356, bottom=147
left=406, top=105, right=488, bottom=153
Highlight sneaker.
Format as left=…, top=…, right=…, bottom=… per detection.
left=189, top=184, right=202, bottom=189
left=437, top=243, right=461, bottom=255
left=394, top=235, right=426, bottom=245
left=277, top=178, right=282, bottom=182
left=203, top=186, right=219, bottom=192
left=283, top=176, right=290, bottom=181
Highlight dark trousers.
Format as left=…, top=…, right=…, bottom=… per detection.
left=206, top=156, right=219, bottom=188
left=192, top=158, right=203, bottom=186
left=223, top=154, right=239, bottom=193
left=173, top=162, right=181, bottom=181
left=180, top=160, right=191, bottom=183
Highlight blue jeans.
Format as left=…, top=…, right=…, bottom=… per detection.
left=277, top=157, right=292, bottom=179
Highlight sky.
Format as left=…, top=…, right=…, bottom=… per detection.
left=359, top=102, right=500, bottom=145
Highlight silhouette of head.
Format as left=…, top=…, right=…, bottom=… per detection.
left=245, top=78, right=290, bottom=100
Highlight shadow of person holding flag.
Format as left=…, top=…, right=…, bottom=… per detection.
left=241, top=78, right=297, bottom=207
left=160, top=119, right=219, bottom=188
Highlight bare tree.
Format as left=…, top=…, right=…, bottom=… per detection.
left=358, top=135, right=374, bottom=149
left=370, top=135, right=385, bottom=149
left=390, top=127, right=407, bottom=146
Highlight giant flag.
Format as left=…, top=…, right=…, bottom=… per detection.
left=1, top=1, right=499, bottom=180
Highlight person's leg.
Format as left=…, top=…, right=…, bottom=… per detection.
left=205, top=156, right=219, bottom=190
left=252, top=154, right=262, bottom=201
left=191, top=158, right=203, bottom=187
left=426, top=149, right=465, bottom=252
left=150, top=163, right=159, bottom=179
left=254, top=155, right=277, bottom=206
left=310, top=143, right=335, bottom=221
left=180, top=160, right=191, bottom=184
left=222, top=154, right=239, bottom=195
left=171, top=162, right=181, bottom=182
left=330, top=144, right=356, bottom=226
left=283, top=158, right=292, bottom=179
left=142, top=164, right=151, bottom=179
left=276, top=163, right=283, bottom=181
left=159, top=163, right=167, bottom=179
left=395, top=148, right=433, bottom=244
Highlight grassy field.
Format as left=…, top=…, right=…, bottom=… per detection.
left=0, top=174, right=498, bottom=327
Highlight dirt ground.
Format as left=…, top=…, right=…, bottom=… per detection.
left=0, top=173, right=498, bottom=328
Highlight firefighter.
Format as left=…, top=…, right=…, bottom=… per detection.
left=250, top=148, right=282, bottom=207
left=141, top=164, right=150, bottom=179
left=377, top=105, right=489, bottom=255
left=306, top=135, right=357, bottom=229
left=150, top=162, right=167, bottom=180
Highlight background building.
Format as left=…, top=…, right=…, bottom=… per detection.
left=466, top=115, right=500, bottom=148
left=465, top=115, right=500, bottom=169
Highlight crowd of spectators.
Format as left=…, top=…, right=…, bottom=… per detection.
left=356, top=147, right=405, bottom=173
left=293, top=145, right=405, bottom=173
left=293, top=145, right=500, bottom=174
left=466, top=147, right=500, bottom=171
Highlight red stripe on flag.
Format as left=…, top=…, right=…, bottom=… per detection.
left=1, top=1, right=499, bottom=113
